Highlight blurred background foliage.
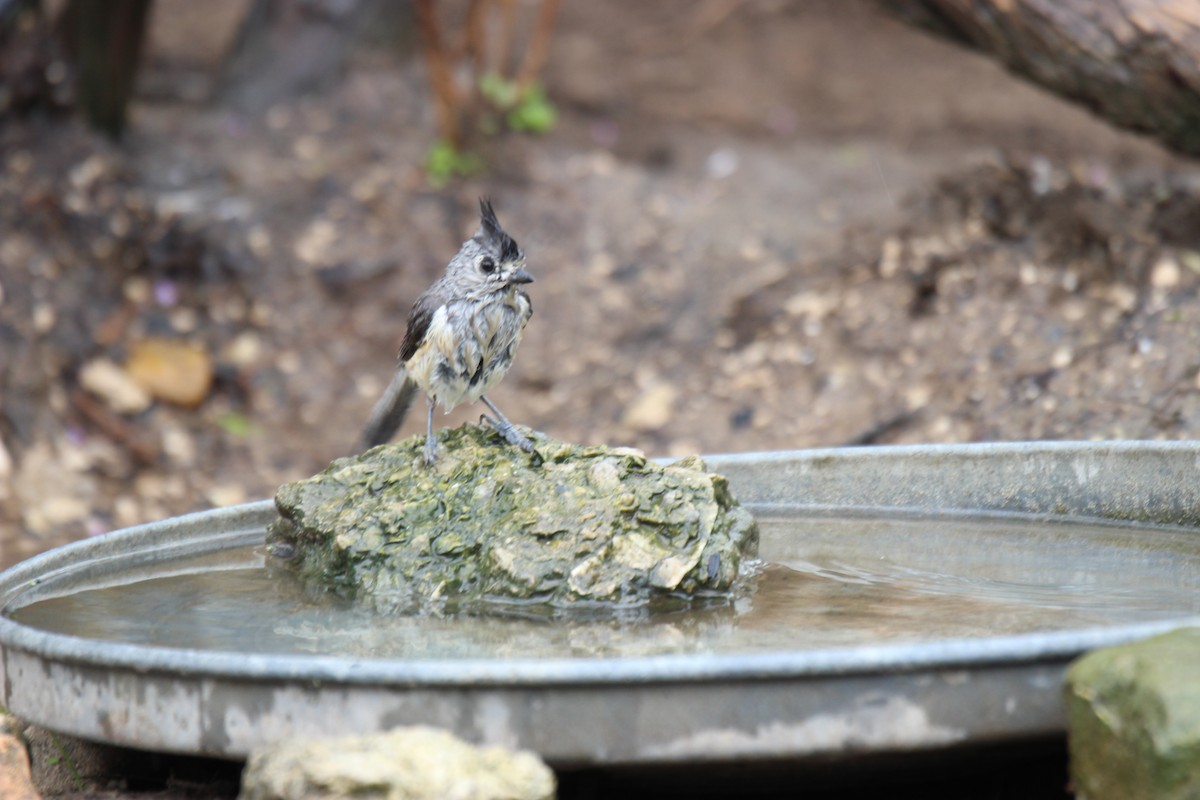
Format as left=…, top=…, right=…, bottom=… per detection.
left=0, top=0, right=559, bottom=174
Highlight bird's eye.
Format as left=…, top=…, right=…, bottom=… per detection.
left=480, top=256, right=497, bottom=274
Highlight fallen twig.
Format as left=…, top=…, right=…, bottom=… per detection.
left=69, top=388, right=158, bottom=465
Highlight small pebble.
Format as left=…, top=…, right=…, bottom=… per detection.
left=277, top=350, right=301, bottom=374
left=224, top=331, right=263, bottom=367
left=125, top=338, right=213, bottom=408
left=206, top=484, right=246, bottom=507
left=123, top=276, right=151, bottom=303
left=80, top=358, right=152, bottom=414
left=1150, top=256, right=1180, bottom=289
left=168, top=307, right=199, bottom=332
left=161, top=426, right=196, bottom=465
left=622, top=383, right=678, bottom=433
left=32, top=303, right=55, bottom=333
left=705, top=147, right=739, bottom=180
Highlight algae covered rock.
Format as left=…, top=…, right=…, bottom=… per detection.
left=269, top=424, right=757, bottom=611
left=1066, top=627, right=1200, bottom=800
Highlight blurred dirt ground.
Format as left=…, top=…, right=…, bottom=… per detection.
left=2, top=0, right=1199, bottom=580
left=4, top=2, right=1200, bottom=798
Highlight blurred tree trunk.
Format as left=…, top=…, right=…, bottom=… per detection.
left=217, top=0, right=412, bottom=113
left=58, top=0, right=153, bottom=138
left=880, top=0, right=1200, bottom=156
left=0, top=0, right=72, bottom=116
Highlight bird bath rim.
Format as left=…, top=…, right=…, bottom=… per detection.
left=0, top=499, right=1194, bottom=684
left=2, top=440, right=1199, bottom=762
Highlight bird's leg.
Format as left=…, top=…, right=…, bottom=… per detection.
left=480, top=396, right=537, bottom=456
left=423, top=396, right=438, bottom=466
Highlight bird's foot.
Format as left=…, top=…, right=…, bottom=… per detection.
left=481, top=415, right=542, bottom=464
left=422, top=433, right=438, bottom=466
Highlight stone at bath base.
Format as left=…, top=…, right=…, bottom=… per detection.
left=238, top=726, right=555, bottom=800
left=1066, top=627, right=1200, bottom=800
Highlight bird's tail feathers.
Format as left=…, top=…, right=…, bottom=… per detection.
left=360, top=369, right=420, bottom=450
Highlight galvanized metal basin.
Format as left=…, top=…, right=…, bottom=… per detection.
left=2, top=441, right=1199, bottom=764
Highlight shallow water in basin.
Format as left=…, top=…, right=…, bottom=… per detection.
left=8, top=508, right=1200, bottom=659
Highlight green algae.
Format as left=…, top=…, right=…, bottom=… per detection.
left=269, top=424, right=758, bottom=612
left=1067, top=628, right=1200, bottom=800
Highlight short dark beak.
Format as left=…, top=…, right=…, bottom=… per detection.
left=508, top=268, right=534, bottom=284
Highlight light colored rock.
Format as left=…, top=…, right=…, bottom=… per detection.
left=1066, top=627, right=1200, bottom=800
left=621, top=382, right=677, bottom=432
left=0, top=714, right=38, bottom=800
left=1150, top=255, right=1181, bottom=289
left=13, top=441, right=96, bottom=535
left=293, top=217, right=337, bottom=266
left=79, top=358, right=151, bottom=414
left=238, top=726, right=556, bottom=800
left=125, top=338, right=214, bottom=408
left=32, top=304, right=55, bottom=333
left=206, top=483, right=246, bottom=507
left=0, top=435, right=11, bottom=487
left=224, top=330, right=263, bottom=366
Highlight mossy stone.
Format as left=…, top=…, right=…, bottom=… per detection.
left=269, top=424, right=758, bottom=612
left=1066, top=627, right=1200, bottom=800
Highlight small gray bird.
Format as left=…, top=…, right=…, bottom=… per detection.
left=361, top=199, right=536, bottom=465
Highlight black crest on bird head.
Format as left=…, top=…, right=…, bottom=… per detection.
left=478, top=198, right=521, bottom=263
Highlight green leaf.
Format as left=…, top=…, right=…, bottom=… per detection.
left=478, top=74, right=556, bottom=134
left=507, top=84, right=556, bottom=134
left=479, top=72, right=519, bottom=109
left=425, top=140, right=485, bottom=187
left=217, top=412, right=255, bottom=437
left=1181, top=250, right=1200, bottom=275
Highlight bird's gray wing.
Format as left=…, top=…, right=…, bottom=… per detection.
left=360, top=286, right=449, bottom=449
left=398, top=286, right=447, bottom=362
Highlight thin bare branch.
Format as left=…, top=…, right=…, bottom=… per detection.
left=495, top=0, right=519, bottom=78
left=413, top=0, right=462, bottom=145
left=515, top=0, right=560, bottom=90
left=462, top=0, right=490, bottom=110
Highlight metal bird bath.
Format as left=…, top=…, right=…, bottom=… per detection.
left=2, top=441, right=1199, bottom=764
